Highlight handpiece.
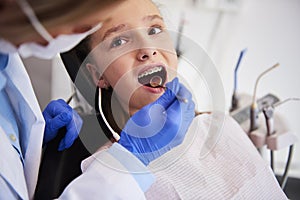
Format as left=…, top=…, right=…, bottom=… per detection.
left=249, top=63, right=279, bottom=132
left=230, top=48, right=247, bottom=112
left=262, top=97, right=300, bottom=187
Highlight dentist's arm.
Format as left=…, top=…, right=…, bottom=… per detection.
left=59, top=143, right=153, bottom=200
left=58, top=78, right=195, bottom=199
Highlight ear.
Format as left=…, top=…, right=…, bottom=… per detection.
left=86, top=63, right=110, bottom=88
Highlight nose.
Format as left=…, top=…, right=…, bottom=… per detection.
left=136, top=48, right=157, bottom=61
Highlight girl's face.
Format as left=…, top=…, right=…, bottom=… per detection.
left=88, top=0, right=178, bottom=116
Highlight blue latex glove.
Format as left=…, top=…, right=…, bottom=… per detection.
left=42, top=99, right=83, bottom=151
left=118, top=78, right=195, bottom=165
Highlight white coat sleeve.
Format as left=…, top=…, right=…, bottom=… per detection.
left=58, top=143, right=155, bottom=200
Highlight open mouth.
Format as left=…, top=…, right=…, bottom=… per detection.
left=138, top=65, right=167, bottom=88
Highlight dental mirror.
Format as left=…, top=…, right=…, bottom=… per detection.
left=149, top=75, right=163, bottom=88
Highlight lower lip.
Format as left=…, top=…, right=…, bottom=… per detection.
left=142, top=85, right=165, bottom=94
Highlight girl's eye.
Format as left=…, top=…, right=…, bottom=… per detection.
left=110, top=37, right=127, bottom=48
left=148, top=26, right=162, bottom=35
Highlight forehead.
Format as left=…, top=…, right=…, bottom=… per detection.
left=95, top=0, right=160, bottom=38
left=107, top=0, right=159, bottom=23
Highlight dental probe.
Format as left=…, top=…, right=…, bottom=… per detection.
left=149, top=76, right=210, bottom=116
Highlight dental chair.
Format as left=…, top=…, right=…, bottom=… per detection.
left=34, top=49, right=109, bottom=199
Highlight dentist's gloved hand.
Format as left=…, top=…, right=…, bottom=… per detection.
left=42, top=99, right=83, bottom=151
left=119, top=78, right=195, bottom=165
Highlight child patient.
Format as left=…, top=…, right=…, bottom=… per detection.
left=73, top=0, right=288, bottom=199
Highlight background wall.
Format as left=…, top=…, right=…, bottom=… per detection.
left=158, top=0, right=300, bottom=179
left=24, top=0, right=300, bottom=178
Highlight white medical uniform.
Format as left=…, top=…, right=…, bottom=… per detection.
left=145, top=114, right=288, bottom=199
left=0, top=52, right=154, bottom=200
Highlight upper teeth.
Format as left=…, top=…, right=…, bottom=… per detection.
left=138, top=66, right=162, bottom=79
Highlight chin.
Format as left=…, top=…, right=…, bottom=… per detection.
left=129, top=94, right=160, bottom=113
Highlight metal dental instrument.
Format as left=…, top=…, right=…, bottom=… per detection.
left=149, top=76, right=210, bottom=116
left=250, top=63, right=280, bottom=132
left=273, top=97, right=300, bottom=108
left=149, top=76, right=188, bottom=103
left=66, top=92, right=76, bottom=104
left=149, top=75, right=163, bottom=88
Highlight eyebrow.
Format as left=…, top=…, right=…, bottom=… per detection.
left=102, top=14, right=164, bottom=41
left=102, top=24, right=127, bottom=41
left=143, top=14, right=164, bottom=22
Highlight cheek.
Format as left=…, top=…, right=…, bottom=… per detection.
left=165, top=53, right=178, bottom=76
left=170, top=54, right=178, bottom=69
left=162, top=50, right=178, bottom=68
left=104, top=58, right=134, bottom=88
left=104, top=59, right=128, bottom=87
